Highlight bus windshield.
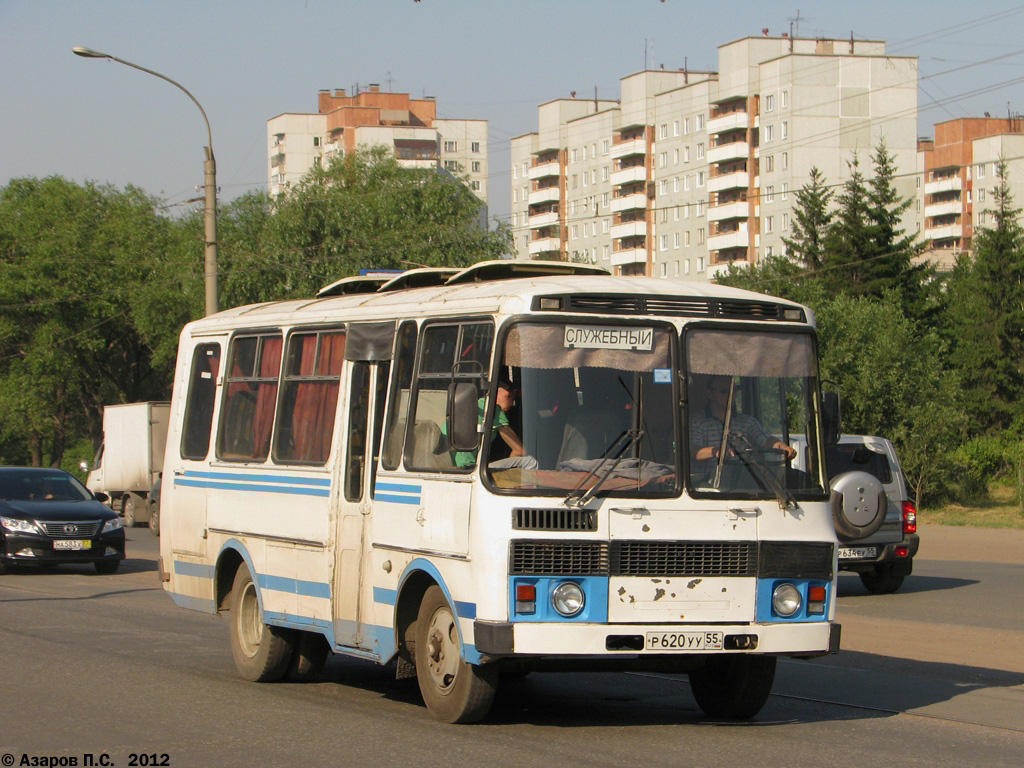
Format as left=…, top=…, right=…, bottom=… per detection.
left=685, top=327, right=828, bottom=502
left=486, top=321, right=678, bottom=497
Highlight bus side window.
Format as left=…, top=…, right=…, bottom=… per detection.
left=344, top=361, right=370, bottom=501
left=380, top=322, right=417, bottom=470
left=217, top=334, right=282, bottom=461
left=274, top=330, right=346, bottom=465
left=180, top=343, right=222, bottom=460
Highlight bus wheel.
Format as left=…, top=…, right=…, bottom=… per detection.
left=228, top=566, right=294, bottom=682
left=284, top=631, right=330, bottom=682
left=689, top=655, right=776, bottom=720
left=414, top=585, right=497, bottom=723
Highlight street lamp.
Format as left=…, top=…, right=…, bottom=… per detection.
left=73, top=46, right=219, bottom=316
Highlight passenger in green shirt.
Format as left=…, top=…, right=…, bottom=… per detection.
left=454, top=379, right=537, bottom=470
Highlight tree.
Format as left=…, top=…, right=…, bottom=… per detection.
left=782, top=166, right=833, bottom=272
left=947, top=158, right=1024, bottom=434
left=0, top=176, right=182, bottom=466
left=821, top=143, right=930, bottom=314
left=815, top=293, right=965, bottom=506
left=225, top=146, right=513, bottom=305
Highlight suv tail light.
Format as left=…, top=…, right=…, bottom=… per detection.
left=902, top=500, right=917, bottom=534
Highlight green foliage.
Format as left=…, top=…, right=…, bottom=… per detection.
left=814, top=293, right=965, bottom=506
left=218, top=147, right=512, bottom=306
left=781, top=166, right=833, bottom=271
left=0, top=153, right=511, bottom=466
left=946, top=158, right=1024, bottom=435
left=0, top=176, right=185, bottom=466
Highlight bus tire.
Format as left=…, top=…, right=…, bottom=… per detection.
left=414, top=585, right=497, bottom=723
left=228, top=566, right=295, bottom=682
left=285, top=631, right=330, bottom=682
left=689, top=655, right=777, bottom=720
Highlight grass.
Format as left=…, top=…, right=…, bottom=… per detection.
left=920, top=484, right=1024, bottom=529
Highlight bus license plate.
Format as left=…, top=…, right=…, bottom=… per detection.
left=54, top=540, right=90, bottom=551
left=837, top=546, right=876, bottom=560
left=646, top=631, right=724, bottom=651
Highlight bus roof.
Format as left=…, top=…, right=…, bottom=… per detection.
left=184, top=262, right=811, bottom=334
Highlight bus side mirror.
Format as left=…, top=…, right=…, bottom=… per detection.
left=448, top=382, right=480, bottom=452
left=822, top=391, right=840, bottom=445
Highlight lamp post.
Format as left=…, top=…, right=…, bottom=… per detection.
left=73, top=46, right=218, bottom=316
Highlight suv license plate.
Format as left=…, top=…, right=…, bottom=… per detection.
left=646, top=631, right=724, bottom=651
left=53, top=540, right=90, bottom=551
left=838, top=546, right=876, bottom=560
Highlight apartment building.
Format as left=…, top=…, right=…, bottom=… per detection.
left=510, top=34, right=918, bottom=279
left=919, top=116, right=1024, bottom=269
left=268, top=85, right=488, bottom=208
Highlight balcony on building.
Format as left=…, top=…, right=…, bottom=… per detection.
left=529, top=235, right=562, bottom=256
left=529, top=183, right=561, bottom=206
left=610, top=214, right=646, bottom=240
left=528, top=202, right=560, bottom=229
left=925, top=223, right=963, bottom=241
left=924, top=170, right=963, bottom=196
left=611, top=125, right=647, bottom=160
left=707, top=223, right=749, bottom=251
left=924, top=200, right=962, bottom=218
left=708, top=168, right=749, bottom=194
left=610, top=162, right=647, bottom=187
left=711, top=246, right=750, bottom=265
left=529, top=160, right=560, bottom=181
left=708, top=109, right=748, bottom=135
left=394, top=139, right=438, bottom=170
left=708, top=197, right=749, bottom=223
left=610, top=191, right=648, bottom=214
left=707, top=133, right=750, bottom=164
left=611, top=242, right=648, bottom=267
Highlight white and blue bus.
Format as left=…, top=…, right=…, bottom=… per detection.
left=158, top=261, right=883, bottom=722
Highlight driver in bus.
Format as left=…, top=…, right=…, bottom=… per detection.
left=690, top=375, right=797, bottom=468
left=452, top=378, right=538, bottom=470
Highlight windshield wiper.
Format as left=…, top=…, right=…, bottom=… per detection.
left=563, top=428, right=645, bottom=507
left=728, top=431, right=797, bottom=510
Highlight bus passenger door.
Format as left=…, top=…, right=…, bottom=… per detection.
left=332, top=360, right=384, bottom=651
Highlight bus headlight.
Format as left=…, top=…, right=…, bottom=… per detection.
left=551, top=581, right=585, bottom=617
left=772, top=583, right=802, bottom=616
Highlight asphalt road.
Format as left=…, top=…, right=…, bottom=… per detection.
left=1, top=524, right=1021, bottom=768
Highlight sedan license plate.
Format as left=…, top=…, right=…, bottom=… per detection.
left=646, top=631, right=724, bottom=651
left=838, top=546, right=876, bottom=560
left=53, top=539, right=90, bottom=551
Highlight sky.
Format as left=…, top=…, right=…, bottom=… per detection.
left=4, top=0, right=1024, bottom=226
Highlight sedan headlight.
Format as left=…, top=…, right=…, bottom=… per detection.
left=551, top=581, right=585, bottom=617
left=102, top=517, right=124, bottom=533
left=1, top=516, right=42, bottom=534
left=772, top=583, right=802, bottom=617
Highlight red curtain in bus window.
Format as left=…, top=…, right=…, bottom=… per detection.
left=251, top=336, right=282, bottom=459
left=291, top=331, right=345, bottom=463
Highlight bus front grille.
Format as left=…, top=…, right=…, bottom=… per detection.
left=610, top=541, right=758, bottom=577
left=509, top=540, right=609, bottom=575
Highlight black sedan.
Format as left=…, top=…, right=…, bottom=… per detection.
left=0, top=467, right=125, bottom=574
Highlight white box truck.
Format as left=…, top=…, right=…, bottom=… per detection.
left=85, top=402, right=170, bottom=528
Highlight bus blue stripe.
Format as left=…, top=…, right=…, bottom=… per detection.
left=174, top=560, right=214, bottom=579
left=174, top=478, right=330, bottom=497
left=183, top=470, right=331, bottom=486
left=375, top=482, right=422, bottom=494
left=374, top=493, right=421, bottom=505
left=258, top=573, right=331, bottom=599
